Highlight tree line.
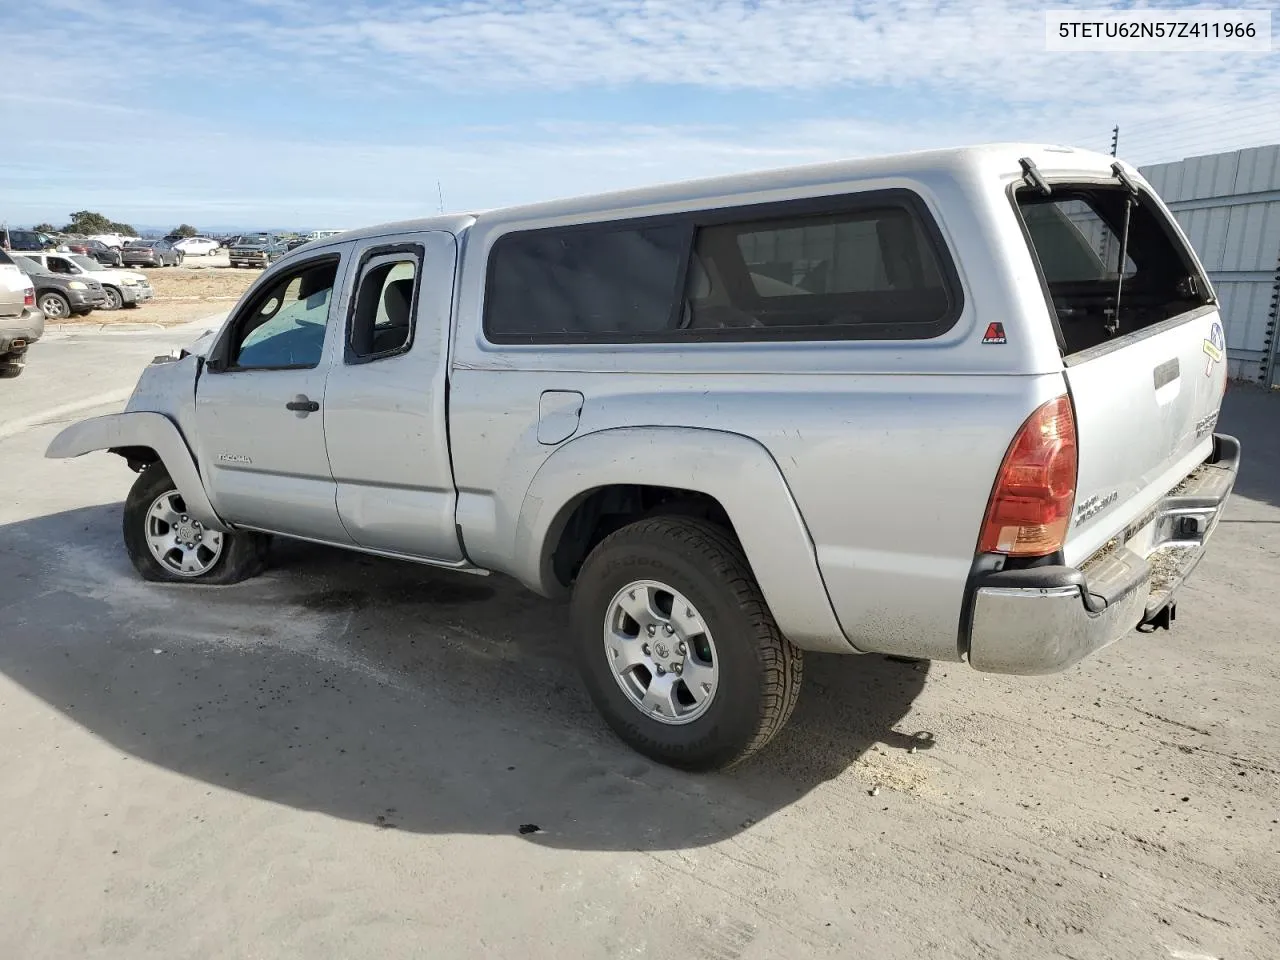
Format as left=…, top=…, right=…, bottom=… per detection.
left=31, top=211, right=200, bottom=239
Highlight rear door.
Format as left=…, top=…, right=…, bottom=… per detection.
left=323, top=231, right=464, bottom=561
left=1015, top=179, right=1226, bottom=566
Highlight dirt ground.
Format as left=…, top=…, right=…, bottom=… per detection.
left=1, top=326, right=1278, bottom=960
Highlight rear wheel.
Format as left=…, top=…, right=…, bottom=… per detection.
left=0, top=361, right=24, bottom=379
left=570, top=517, right=803, bottom=771
left=123, top=464, right=270, bottom=585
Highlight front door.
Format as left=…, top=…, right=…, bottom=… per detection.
left=193, top=250, right=352, bottom=543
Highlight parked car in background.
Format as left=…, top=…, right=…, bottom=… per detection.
left=121, top=239, right=183, bottom=267
left=2, top=228, right=55, bottom=252
left=87, top=233, right=134, bottom=250
left=307, top=229, right=345, bottom=241
left=10, top=253, right=109, bottom=319
left=20, top=252, right=153, bottom=310
left=173, top=236, right=220, bottom=256
left=285, top=236, right=311, bottom=251
left=84, top=238, right=124, bottom=267
left=219, top=235, right=242, bottom=249
left=227, top=234, right=287, bottom=267
left=0, top=249, right=43, bottom=378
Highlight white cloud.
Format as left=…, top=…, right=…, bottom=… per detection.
left=2, top=0, right=1278, bottom=225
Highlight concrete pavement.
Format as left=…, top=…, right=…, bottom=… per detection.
left=1, top=332, right=1278, bottom=960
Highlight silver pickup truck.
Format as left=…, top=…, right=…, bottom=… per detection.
left=47, top=144, right=1239, bottom=770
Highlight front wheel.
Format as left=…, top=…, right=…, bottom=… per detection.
left=570, top=517, right=803, bottom=771
left=102, top=286, right=123, bottom=310
left=38, top=291, right=70, bottom=319
left=123, top=464, right=270, bottom=584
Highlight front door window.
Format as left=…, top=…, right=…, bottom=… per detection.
left=227, top=259, right=339, bottom=370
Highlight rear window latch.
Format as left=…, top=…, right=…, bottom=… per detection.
left=1111, top=161, right=1140, bottom=197
left=1019, top=157, right=1052, bottom=196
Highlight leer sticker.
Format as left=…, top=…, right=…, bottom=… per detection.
left=982, top=322, right=1007, bottom=344
left=1202, top=321, right=1225, bottom=376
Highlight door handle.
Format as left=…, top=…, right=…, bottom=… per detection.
left=286, top=395, right=320, bottom=413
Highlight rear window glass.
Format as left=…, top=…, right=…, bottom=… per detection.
left=484, top=191, right=959, bottom=343
left=683, top=206, right=952, bottom=336
left=1016, top=186, right=1212, bottom=357
left=485, top=224, right=688, bottom=339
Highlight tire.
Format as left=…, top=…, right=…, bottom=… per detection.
left=38, top=291, right=70, bottom=319
left=0, top=361, right=24, bottom=379
left=102, top=286, right=123, bottom=310
left=122, top=464, right=270, bottom=585
left=570, top=516, right=803, bottom=771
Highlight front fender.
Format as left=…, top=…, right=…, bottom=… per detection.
left=512, top=426, right=853, bottom=654
left=45, top=411, right=226, bottom=531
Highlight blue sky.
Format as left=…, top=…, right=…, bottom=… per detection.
left=2, top=0, right=1278, bottom=231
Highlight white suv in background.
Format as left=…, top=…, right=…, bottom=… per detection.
left=173, top=237, right=220, bottom=256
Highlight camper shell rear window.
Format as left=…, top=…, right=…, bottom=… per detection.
left=1014, top=184, right=1213, bottom=358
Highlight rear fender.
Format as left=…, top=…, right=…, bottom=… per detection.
left=45, top=411, right=226, bottom=531
left=513, top=426, right=852, bottom=653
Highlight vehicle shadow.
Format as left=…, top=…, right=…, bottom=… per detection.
left=0, top=504, right=931, bottom=853
left=1219, top=383, right=1280, bottom=512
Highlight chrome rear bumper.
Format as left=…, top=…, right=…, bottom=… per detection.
left=965, top=433, right=1240, bottom=675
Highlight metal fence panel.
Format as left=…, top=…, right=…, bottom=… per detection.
left=1141, top=145, right=1280, bottom=386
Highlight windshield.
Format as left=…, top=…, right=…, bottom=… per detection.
left=70, top=255, right=101, bottom=271
left=12, top=255, right=41, bottom=272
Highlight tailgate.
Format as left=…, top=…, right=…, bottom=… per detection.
left=1014, top=174, right=1226, bottom=566
left=1064, top=307, right=1225, bottom=564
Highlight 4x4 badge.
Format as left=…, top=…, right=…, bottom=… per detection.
left=982, top=322, right=1007, bottom=344
left=1202, top=321, right=1225, bottom=376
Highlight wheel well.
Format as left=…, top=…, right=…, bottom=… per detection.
left=549, top=484, right=737, bottom=588
left=108, top=445, right=160, bottom=472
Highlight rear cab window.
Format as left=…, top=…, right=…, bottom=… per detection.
left=1014, top=184, right=1213, bottom=359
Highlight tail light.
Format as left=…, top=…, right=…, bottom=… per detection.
left=977, top=395, right=1078, bottom=557
left=23, top=286, right=34, bottom=307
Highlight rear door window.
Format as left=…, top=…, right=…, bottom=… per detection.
left=347, top=250, right=421, bottom=362
left=1015, top=186, right=1212, bottom=357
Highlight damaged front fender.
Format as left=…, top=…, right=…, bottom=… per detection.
left=45, top=411, right=226, bottom=532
